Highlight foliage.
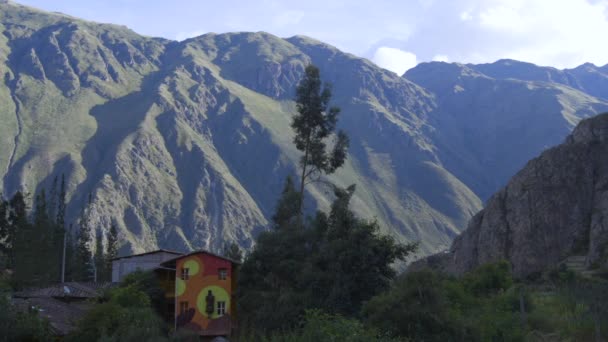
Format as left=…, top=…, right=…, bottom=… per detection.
left=292, top=64, right=349, bottom=212
left=119, top=270, right=166, bottom=316
left=527, top=274, right=608, bottom=341
left=73, top=194, right=93, bottom=282
left=463, top=260, right=513, bottom=296
left=67, top=284, right=164, bottom=342
left=237, top=310, right=401, bottom=342
left=363, top=263, right=526, bottom=342
left=94, top=231, right=105, bottom=282
left=2, top=179, right=118, bottom=286
left=238, top=179, right=416, bottom=334
left=223, top=241, right=244, bottom=263
left=0, top=279, right=52, bottom=341
left=106, top=223, right=119, bottom=277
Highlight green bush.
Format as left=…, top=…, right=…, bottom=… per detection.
left=362, top=262, right=528, bottom=342
left=119, top=270, right=166, bottom=314
left=66, top=285, right=165, bottom=342
left=237, top=310, right=400, bottom=342
left=464, top=260, right=513, bottom=296
left=0, top=281, right=52, bottom=341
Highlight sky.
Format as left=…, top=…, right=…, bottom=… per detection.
left=15, top=0, right=608, bottom=75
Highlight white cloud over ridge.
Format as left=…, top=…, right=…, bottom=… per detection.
left=18, top=0, right=608, bottom=69
left=372, top=47, right=418, bottom=75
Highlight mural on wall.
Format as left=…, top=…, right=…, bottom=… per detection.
left=175, top=253, right=234, bottom=335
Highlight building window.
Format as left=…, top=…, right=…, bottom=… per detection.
left=181, top=267, right=189, bottom=280
left=218, top=268, right=227, bottom=280
left=217, top=301, right=226, bottom=316
left=179, top=301, right=189, bottom=314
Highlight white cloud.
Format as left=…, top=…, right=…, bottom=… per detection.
left=372, top=47, right=418, bottom=75
left=460, top=10, right=473, bottom=21
left=175, top=30, right=207, bottom=42
left=432, top=54, right=449, bottom=62
left=473, top=0, right=608, bottom=67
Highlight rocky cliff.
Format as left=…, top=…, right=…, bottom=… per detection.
left=422, top=113, right=608, bottom=277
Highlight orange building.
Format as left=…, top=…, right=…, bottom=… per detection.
left=159, top=251, right=239, bottom=340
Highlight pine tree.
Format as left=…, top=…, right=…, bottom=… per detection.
left=56, top=175, right=66, bottom=230
left=223, top=242, right=243, bottom=263
left=11, top=192, right=36, bottom=288
left=48, top=176, right=58, bottom=226
left=0, top=198, right=9, bottom=270
left=33, top=189, right=56, bottom=285
left=105, top=222, right=118, bottom=282
left=73, top=196, right=93, bottom=281
left=271, top=176, right=302, bottom=230
left=292, top=64, right=349, bottom=213
left=54, top=175, right=67, bottom=283
left=64, top=223, right=75, bottom=282
left=93, top=231, right=104, bottom=283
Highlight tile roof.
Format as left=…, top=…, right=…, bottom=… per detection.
left=160, top=250, right=242, bottom=267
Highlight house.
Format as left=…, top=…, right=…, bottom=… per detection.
left=111, top=249, right=183, bottom=283
left=159, top=251, right=240, bottom=340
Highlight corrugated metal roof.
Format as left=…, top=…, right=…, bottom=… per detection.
left=111, top=249, right=184, bottom=261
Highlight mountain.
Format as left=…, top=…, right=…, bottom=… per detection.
left=1, top=1, right=607, bottom=256
left=467, top=59, right=608, bottom=101
left=414, top=113, right=608, bottom=278
left=405, top=62, right=608, bottom=200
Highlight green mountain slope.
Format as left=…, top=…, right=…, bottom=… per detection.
left=1, top=2, right=607, bottom=256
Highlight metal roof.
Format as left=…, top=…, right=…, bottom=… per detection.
left=110, top=249, right=184, bottom=261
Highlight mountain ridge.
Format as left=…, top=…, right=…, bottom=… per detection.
left=1, top=1, right=607, bottom=257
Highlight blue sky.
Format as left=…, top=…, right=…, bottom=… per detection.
left=16, top=0, right=608, bottom=74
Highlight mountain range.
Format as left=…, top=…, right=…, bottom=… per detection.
left=1, top=1, right=607, bottom=256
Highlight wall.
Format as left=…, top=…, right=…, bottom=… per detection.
left=174, top=253, right=234, bottom=336
left=111, top=251, right=181, bottom=282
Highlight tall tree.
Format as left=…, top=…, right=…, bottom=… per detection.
left=0, top=198, right=9, bottom=270
left=105, top=222, right=118, bottom=281
left=93, top=231, right=104, bottom=282
left=54, top=175, right=67, bottom=283
left=56, top=175, right=66, bottom=229
left=48, top=176, right=58, bottom=225
left=306, top=185, right=418, bottom=316
left=11, top=192, right=36, bottom=287
left=292, top=64, right=349, bottom=213
left=222, top=241, right=243, bottom=263
left=73, top=196, right=93, bottom=281
left=64, top=223, right=75, bottom=282
left=33, top=189, right=55, bottom=284
left=271, top=176, right=302, bottom=230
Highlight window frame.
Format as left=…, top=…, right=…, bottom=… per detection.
left=216, top=301, right=226, bottom=315
left=218, top=268, right=228, bottom=280
left=181, top=267, right=190, bottom=280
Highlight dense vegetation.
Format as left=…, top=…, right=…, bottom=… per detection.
left=0, top=276, right=53, bottom=341
left=0, top=175, right=118, bottom=288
